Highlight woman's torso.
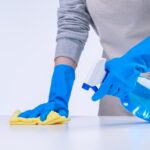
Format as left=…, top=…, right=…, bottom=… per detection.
left=86, top=0, right=150, bottom=58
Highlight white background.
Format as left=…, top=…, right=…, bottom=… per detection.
left=0, top=0, right=103, bottom=116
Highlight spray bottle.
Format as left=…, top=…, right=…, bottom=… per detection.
left=82, top=58, right=150, bottom=121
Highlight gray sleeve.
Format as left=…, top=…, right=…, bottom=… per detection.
left=55, top=0, right=91, bottom=64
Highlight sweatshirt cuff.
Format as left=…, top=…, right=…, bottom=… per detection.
left=55, top=38, right=84, bottom=64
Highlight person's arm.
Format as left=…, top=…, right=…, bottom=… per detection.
left=55, top=56, right=77, bottom=69
left=19, top=0, right=91, bottom=122
left=55, top=0, right=91, bottom=66
left=55, top=0, right=92, bottom=69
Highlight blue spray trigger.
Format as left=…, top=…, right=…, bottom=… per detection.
left=91, top=86, right=99, bottom=92
left=82, top=83, right=98, bottom=93
left=82, top=83, right=90, bottom=90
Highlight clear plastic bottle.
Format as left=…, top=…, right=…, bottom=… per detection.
left=120, top=77, right=150, bottom=121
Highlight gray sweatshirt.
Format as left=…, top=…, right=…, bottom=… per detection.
left=55, top=0, right=150, bottom=64
left=55, top=0, right=92, bottom=64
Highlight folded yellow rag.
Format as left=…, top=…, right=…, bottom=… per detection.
left=9, top=110, right=70, bottom=125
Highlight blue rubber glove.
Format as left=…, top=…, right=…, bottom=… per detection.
left=92, top=36, right=150, bottom=101
left=19, top=64, right=75, bottom=121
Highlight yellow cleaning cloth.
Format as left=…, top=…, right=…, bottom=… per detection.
left=9, top=110, right=70, bottom=125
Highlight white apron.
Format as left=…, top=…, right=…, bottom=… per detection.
left=86, top=0, right=150, bottom=115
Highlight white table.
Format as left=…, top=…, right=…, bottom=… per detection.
left=1, top=116, right=150, bottom=150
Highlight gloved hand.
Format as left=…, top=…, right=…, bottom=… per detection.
left=19, top=64, right=75, bottom=121
left=92, top=36, right=150, bottom=101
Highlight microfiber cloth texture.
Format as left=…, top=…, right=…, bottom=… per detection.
left=9, top=110, right=70, bottom=125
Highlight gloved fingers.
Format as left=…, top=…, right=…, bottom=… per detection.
left=40, top=110, right=52, bottom=122
left=18, top=110, right=32, bottom=118
left=57, top=109, right=68, bottom=117
left=28, top=104, right=46, bottom=118
left=108, top=82, right=129, bottom=99
left=28, top=110, right=42, bottom=118
left=40, top=104, right=54, bottom=121
left=107, top=83, right=120, bottom=96
left=114, top=83, right=128, bottom=99
left=39, top=111, right=59, bottom=125
left=119, top=90, right=128, bottom=100
left=18, top=103, right=46, bottom=118
left=92, top=73, right=113, bottom=101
